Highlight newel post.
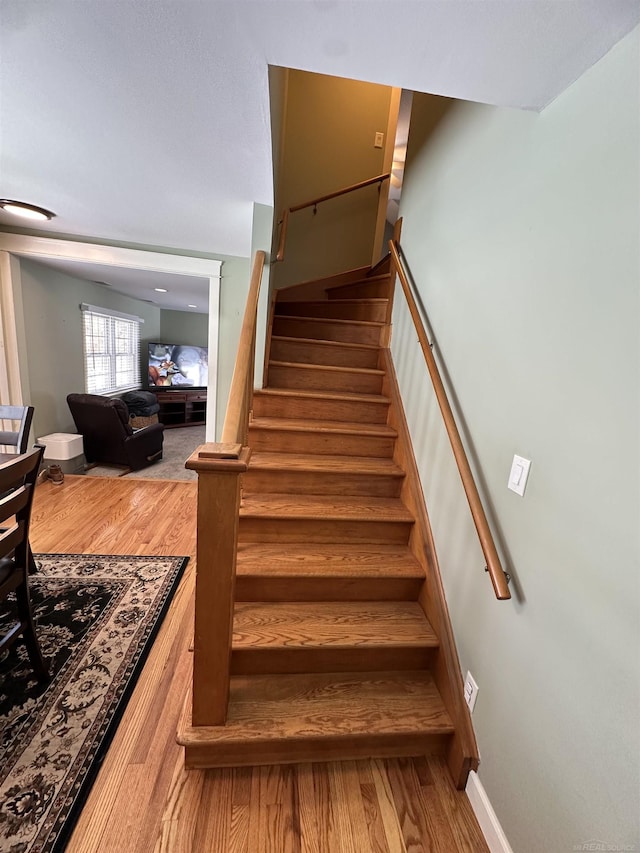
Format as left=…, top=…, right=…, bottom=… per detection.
left=186, top=442, right=251, bottom=726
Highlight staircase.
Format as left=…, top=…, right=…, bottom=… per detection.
left=179, top=262, right=478, bottom=785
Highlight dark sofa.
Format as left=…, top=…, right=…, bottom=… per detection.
left=67, top=393, right=164, bottom=472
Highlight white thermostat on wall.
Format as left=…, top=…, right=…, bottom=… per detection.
left=508, top=454, right=531, bottom=497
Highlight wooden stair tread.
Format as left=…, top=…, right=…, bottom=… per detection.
left=240, top=493, right=413, bottom=522
left=254, top=387, right=390, bottom=405
left=248, top=452, right=403, bottom=477
left=250, top=417, right=396, bottom=437
left=269, top=360, right=384, bottom=377
left=236, top=543, right=424, bottom=578
left=180, top=671, right=454, bottom=743
left=233, top=602, right=438, bottom=649
left=271, top=335, right=380, bottom=352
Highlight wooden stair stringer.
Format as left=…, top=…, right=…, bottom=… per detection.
left=380, top=346, right=480, bottom=789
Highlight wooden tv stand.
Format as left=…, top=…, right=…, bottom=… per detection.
left=153, top=389, right=207, bottom=428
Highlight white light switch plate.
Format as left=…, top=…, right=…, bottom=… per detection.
left=508, top=454, right=531, bottom=496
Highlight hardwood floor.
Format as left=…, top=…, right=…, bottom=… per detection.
left=29, top=476, right=488, bottom=852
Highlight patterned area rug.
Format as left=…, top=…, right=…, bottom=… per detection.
left=0, top=553, right=189, bottom=853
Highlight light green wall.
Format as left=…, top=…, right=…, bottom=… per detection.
left=392, top=28, right=639, bottom=852
left=251, top=201, right=274, bottom=390
left=273, top=69, right=392, bottom=288
left=18, top=257, right=160, bottom=438
left=268, top=65, right=289, bottom=252
left=216, top=255, right=251, bottom=438
left=159, top=309, right=208, bottom=347
left=213, top=204, right=272, bottom=439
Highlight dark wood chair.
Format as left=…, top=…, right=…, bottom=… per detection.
left=0, top=405, right=38, bottom=576
left=0, top=446, right=48, bottom=679
left=0, top=405, right=34, bottom=454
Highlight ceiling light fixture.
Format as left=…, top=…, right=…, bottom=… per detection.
left=188, top=304, right=197, bottom=308
left=0, top=199, right=56, bottom=221
left=154, top=287, right=168, bottom=293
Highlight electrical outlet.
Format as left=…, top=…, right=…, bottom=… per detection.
left=464, top=671, right=479, bottom=712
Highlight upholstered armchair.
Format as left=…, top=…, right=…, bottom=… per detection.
left=67, top=393, right=164, bottom=473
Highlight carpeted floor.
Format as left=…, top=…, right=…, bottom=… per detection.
left=83, top=425, right=206, bottom=481
left=0, top=553, right=188, bottom=853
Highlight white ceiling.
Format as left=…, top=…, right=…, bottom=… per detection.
left=24, top=256, right=212, bottom=313
left=1, top=0, right=638, bottom=306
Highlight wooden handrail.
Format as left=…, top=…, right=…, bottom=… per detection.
left=221, top=250, right=266, bottom=445
left=289, top=173, right=391, bottom=213
left=186, top=249, right=266, bottom=728
left=276, top=173, right=390, bottom=262
left=389, top=240, right=511, bottom=601
left=276, top=208, right=289, bottom=266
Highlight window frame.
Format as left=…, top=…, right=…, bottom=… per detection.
left=80, top=303, right=143, bottom=396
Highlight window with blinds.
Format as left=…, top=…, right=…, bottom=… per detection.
left=81, top=304, right=143, bottom=395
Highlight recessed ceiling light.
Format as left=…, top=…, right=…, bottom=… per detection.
left=188, top=304, right=197, bottom=308
left=0, top=199, right=56, bottom=221
left=154, top=287, right=168, bottom=293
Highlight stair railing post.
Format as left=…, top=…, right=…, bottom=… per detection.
left=185, top=250, right=265, bottom=728
left=186, top=444, right=251, bottom=726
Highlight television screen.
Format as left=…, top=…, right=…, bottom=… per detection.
left=148, top=342, right=208, bottom=388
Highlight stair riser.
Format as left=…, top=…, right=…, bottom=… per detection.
left=239, top=518, right=412, bottom=545
left=235, top=575, right=424, bottom=602
left=243, top=468, right=403, bottom=498
left=272, top=316, right=383, bottom=346
left=183, top=732, right=451, bottom=770
left=327, top=282, right=391, bottom=300
left=248, top=427, right=395, bottom=457
left=231, top=647, right=436, bottom=675
left=276, top=267, right=371, bottom=301
left=275, top=301, right=388, bottom=323
left=270, top=338, right=380, bottom=369
left=268, top=364, right=383, bottom=395
left=252, top=394, right=389, bottom=424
